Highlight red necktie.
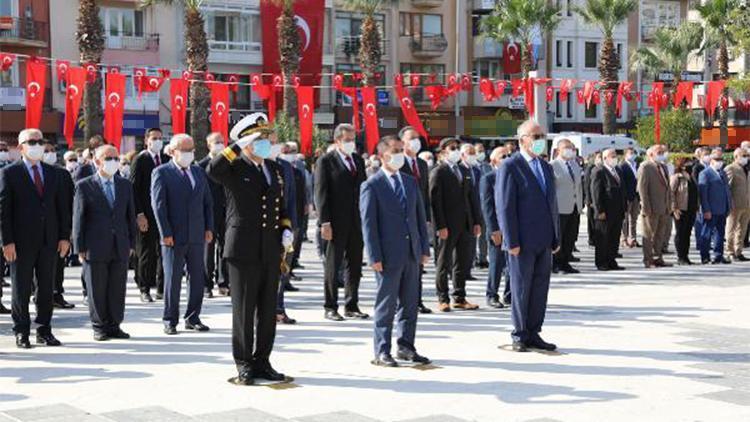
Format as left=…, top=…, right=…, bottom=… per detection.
left=32, top=165, right=44, bottom=197
left=345, top=156, right=356, bottom=176
left=411, top=158, right=420, bottom=180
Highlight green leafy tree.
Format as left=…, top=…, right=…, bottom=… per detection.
left=634, top=107, right=700, bottom=151
left=630, top=21, right=703, bottom=88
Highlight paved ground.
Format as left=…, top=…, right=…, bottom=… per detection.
left=0, top=223, right=749, bottom=422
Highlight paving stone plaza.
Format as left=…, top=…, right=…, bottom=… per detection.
left=1, top=225, right=748, bottom=422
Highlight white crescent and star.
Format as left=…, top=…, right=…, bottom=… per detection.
left=302, top=104, right=311, bottom=117
left=149, top=78, right=160, bottom=87
left=365, top=103, right=376, bottom=116
left=67, top=84, right=79, bottom=100
left=27, top=82, right=40, bottom=97
left=401, top=97, right=412, bottom=109
left=108, top=92, right=121, bottom=107
left=216, top=102, right=227, bottom=115
left=294, top=15, right=311, bottom=51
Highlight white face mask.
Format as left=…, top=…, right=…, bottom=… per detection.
left=407, top=139, right=421, bottom=153
left=562, top=149, right=576, bottom=160
left=25, top=144, right=45, bottom=161
left=476, top=151, right=486, bottom=162
left=176, top=151, right=194, bottom=168
left=119, top=164, right=130, bottom=177
left=0, top=151, right=9, bottom=161
left=738, top=157, right=749, bottom=166
left=371, top=160, right=381, bottom=168
left=701, top=156, right=711, bottom=165
left=655, top=154, right=667, bottom=163
left=605, top=157, right=618, bottom=168
left=447, top=149, right=461, bottom=164
left=465, top=154, right=478, bottom=166
left=101, top=159, right=120, bottom=177
left=149, top=139, right=163, bottom=154
left=211, top=143, right=224, bottom=154
left=43, top=152, right=57, bottom=165
left=426, top=159, right=434, bottom=167
left=388, top=153, right=405, bottom=169
left=269, top=144, right=283, bottom=159
left=66, top=161, right=79, bottom=172
left=281, top=153, right=295, bottom=162
left=711, top=161, right=724, bottom=171
left=340, top=141, right=356, bottom=156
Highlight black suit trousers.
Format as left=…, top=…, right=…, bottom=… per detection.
left=135, top=226, right=163, bottom=293
left=11, top=246, right=56, bottom=334
left=84, top=253, right=128, bottom=334
left=674, top=211, right=697, bottom=261
left=204, top=236, right=228, bottom=289
left=323, top=226, right=363, bottom=312
left=594, top=217, right=624, bottom=268
left=435, top=228, right=473, bottom=303
left=555, top=209, right=579, bottom=266
left=227, top=258, right=279, bottom=369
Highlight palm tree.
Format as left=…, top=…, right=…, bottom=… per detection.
left=631, top=22, right=703, bottom=88
left=76, top=0, right=105, bottom=142
left=481, top=0, right=561, bottom=78
left=266, top=0, right=302, bottom=119
left=340, top=0, right=385, bottom=87
left=696, top=0, right=740, bottom=146
left=575, top=0, right=637, bottom=135
left=141, top=0, right=209, bottom=155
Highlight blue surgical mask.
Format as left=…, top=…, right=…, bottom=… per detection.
left=531, top=139, right=547, bottom=156
left=253, top=139, right=271, bottom=159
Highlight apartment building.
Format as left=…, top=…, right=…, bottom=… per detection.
left=0, top=0, right=57, bottom=143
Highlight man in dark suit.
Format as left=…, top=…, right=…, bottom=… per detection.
left=429, top=138, right=482, bottom=312
left=460, top=143, right=483, bottom=281
left=361, top=137, right=431, bottom=367
left=591, top=148, right=626, bottom=271
left=286, top=143, right=306, bottom=283
left=151, top=134, right=214, bottom=335
left=130, top=128, right=169, bottom=302
left=399, top=127, right=432, bottom=314
left=207, top=119, right=294, bottom=386
left=584, top=152, right=602, bottom=247
left=496, top=120, right=560, bottom=352
left=73, top=145, right=136, bottom=340
left=199, top=133, right=229, bottom=298
left=619, top=148, right=640, bottom=248
left=480, top=146, right=510, bottom=308
left=0, top=128, right=71, bottom=348
left=698, top=148, right=733, bottom=264
left=314, top=123, right=368, bottom=321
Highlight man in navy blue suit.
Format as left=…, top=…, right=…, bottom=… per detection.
left=151, top=134, right=214, bottom=335
left=480, top=146, right=510, bottom=309
left=361, top=137, right=431, bottom=367
left=73, top=145, right=136, bottom=341
left=698, top=148, right=733, bottom=265
left=495, top=120, right=560, bottom=352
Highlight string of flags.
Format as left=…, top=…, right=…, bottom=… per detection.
left=0, top=51, right=740, bottom=153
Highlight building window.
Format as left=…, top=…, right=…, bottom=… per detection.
left=585, top=103, right=597, bottom=119
left=555, top=40, right=562, bottom=67
left=566, top=41, right=573, bottom=67
left=0, top=0, right=14, bottom=16
left=616, top=43, right=623, bottom=70
left=567, top=95, right=573, bottom=118
left=400, top=63, right=446, bottom=102
left=100, top=8, right=144, bottom=37
left=474, top=59, right=502, bottom=79
left=555, top=92, right=562, bottom=118
left=585, top=42, right=598, bottom=68
left=336, top=12, right=385, bottom=57
left=205, top=10, right=262, bottom=51
left=566, top=0, right=572, bottom=16
left=399, top=13, right=442, bottom=37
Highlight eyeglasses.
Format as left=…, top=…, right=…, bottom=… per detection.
left=25, top=140, right=44, bottom=146
left=103, top=157, right=119, bottom=162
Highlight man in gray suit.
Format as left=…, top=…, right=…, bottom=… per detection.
left=551, top=139, right=582, bottom=274
left=73, top=145, right=137, bottom=341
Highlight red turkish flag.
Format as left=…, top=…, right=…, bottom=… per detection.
left=503, top=42, right=522, bottom=74
left=251, top=73, right=278, bottom=123
left=511, top=79, right=524, bottom=98
left=460, top=74, right=472, bottom=92
left=25, top=59, right=47, bottom=129
left=425, top=85, right=446, bottom=110
left=297, top=86, right=314, bottom=156
left=560, top=79, right=576, bottom=102
left=652, top=82, right=664, bottom=144
left=576, top=90, right=585, bottom=104
left=209, top=82, right=230, bottom=142
left=159, top=68, right=171, bottom=79
left=170, top=78, right=189, bottom=135
left=592, top=90, right=601, bottom=105
left=495, top=81, right=507, bottom=97
left=55, top=60, right=70, bottom=82
left=545, top=86, right=554, bottom=102
left=108, top=66, right=120, bottom=74
left=360, top=87, right=380, bottom=154
left=333, top=74, right=360, bottom=132
left=139, top=75, right=165, bottom=99
left=705, top=80, right=725, bottom=119
left=133, top=67, right=146, bottom=94
left=395, top=84, right=429, bottom=143
left=84, top=63, right=98, bottom=83
left=616, top=81, right=633, bottom=116
left=673, top=81, right=694, bottom=108
left=0, top=53, right=15, bottom=71
left=261, top=0, right=324, bottom=87
left=604, top=90, right=614, bottom=105
left=227, top=74, right=240, bottom=92
left=63, top=67, right=87, bottom=146
left=583, top=81, right=596, bottom=108
left=104, top=73, right=126, bottom=150
left=205, top=72, right=215, bottom=82
left=410, top=73, right=420, bottom=86
left=479, top=78, right=496, bottom=101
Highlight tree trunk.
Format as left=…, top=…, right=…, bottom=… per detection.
left=718, top=40, right=729, bottom=146
left=359, top=15, right=382, bottom=87
left=185, top=8, right=209, bottom=157
left=599, top=38, right=618, bottom=135
left=76, top=0, right=105, bottom=144
left=278, top=4, right=301, bottom=120
left=82, top=76, right=103, bottom=141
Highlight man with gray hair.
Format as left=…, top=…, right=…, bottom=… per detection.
left=551, top=139, right=582, bottom=274
left=592, top=148, right=626, bottom=271
left=698, top=148, right=732, bottom=264
left=637, top=145, right=673, bottom=268
left=151, top=134, right=214, bottom=334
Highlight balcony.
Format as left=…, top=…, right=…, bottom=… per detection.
left=335, top=36, right=389, bottom=62
left=473, top=37, right=502, bottom=58
left=409, top=34, right=448, bottom=58
left=207, top=38, right=262, bottom=65
left=0, top=17, right=49, bottom=48
left=412, top=0, right=444, bottom=8
left=105, top=33, right=160, bottom=51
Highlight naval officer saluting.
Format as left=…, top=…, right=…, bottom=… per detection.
left=206, top=113, right=294, bottom=385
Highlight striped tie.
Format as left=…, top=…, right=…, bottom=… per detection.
left=391, top=174, right=407, bottom=213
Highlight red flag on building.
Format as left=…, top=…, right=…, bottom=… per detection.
left=25, top=59, right=47, bottom=129
left=559, top=79, right=576, bottom=102
left=673, top=81, right=694, bottom=108
left=209, top=82, right=230, bottom=142
left=395, top=83, right=429, bottom=143
left=261, top=0, right=324, bottom=87
left=652, top=82, right=664, bottom=144
left=503, top=42, right=522, bottom=74
left=479, top=78, right=496, bottom=101
left=55, top=60, right=70, bottom=82
left=84, top=63, right=98, bottom=83
left=170, top=78, right=189, bottom=135
left=139, top=75, right=165, bottom=99
left=104, top=73, right=126, bottom=150
left=0, top=53, right=14, bottom=71
left=495, top=80, right=507, bottom=98
left=63, top=67, right=87, bottom=146
left=297, top=85, right=314, bottom=156
left=251, top=73, right=278, bottom=123
left=360, top=87, right=380, bottom=154
left=333, top=74, right=360, bottom=132
left=705, top=80, right=726, bottom=119
left=158, top=68, right=171, bottom=79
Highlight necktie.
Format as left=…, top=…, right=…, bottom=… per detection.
left=411, top=158, right=420, bottom=180
left=104, top=180, right=115, bottom=207
left=659, top=164, right=669, bottom=185
left=391, top=174, right=407, bottom=213
left=155, top=154, right=161, bottom=167
left=452, top=165, right=463, bottom=183
left=610, top=168, right=620, bottom=184
left=531, top=158, right=546, bottom=193
left=31, top=165, right=43, bottom=197
left=181, top=168, right=193, bottom=189
left=345, top=156, right=357, bottom=176
left=566, top=161, right=575, bottom=182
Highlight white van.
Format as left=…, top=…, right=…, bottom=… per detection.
left=550, top=132, right=645, bottom=158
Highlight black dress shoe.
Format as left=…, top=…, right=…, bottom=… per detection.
left=15, top=333, right=31, bottom=349
left=252, top=365, right=286, bottom=381
left=733, top=254, right=749, bottom=262
left=609, top=264, right=626, bottom=271
left=93, top=332, right=109, bottom=341
left=560, top=265, right=580, bottom=274
left=164, top=325, right=178, bottom=335
left=276, top=312, right=297, bottom=324
left=53, top=295, right=75, bottom=309
left=344, top=310, right=370, bottom=319
left=551, top=266, right=560, bottom=274
left=615, top=253, right=623, bottom=259
left=231, top=369, right=255, bottom=386
left=712, top=257, right=732, bottom=265
left=511, top=341, right=529, bottom=352
left=324, top=310, right=345, bottom=321
left=596, top=266, right=611, bottom=271
left=284, top=283, right=300, bottom=292
left=371, top=353, right=398, bottom=367
left=155, top=292, right=164, bottom=300
left=0, top=302, right=10, bottom=314
left=677, top=259, right=692, bottom=266
left=654, top=260, right=673, bottom=268
left=109, top=328, right=131, bottom=339
left=293, top=262, right=305, bottom=269
left=573, top=246, right=580, bottom=252
left=466, top=274, right=478, bottom=281
left=397, top=350, right=431, bottom=364
left=289, top=273, right=302, bottom=281
left=486, top=297, right=504, bottom=309
left=569, top=256, right=581, bottom=262
left=701, top=258, right=711, bottom=265
left=140, top=292, right=154, bottom=303
left=36, top=332, right=62, bottom=346
left=418, top=304, right=432, bottom=314
left=185, top=322, right=210, bottom=331
left=529, top=336, right=557, bottom=351
left=204, top=288, right=214, bottom=298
